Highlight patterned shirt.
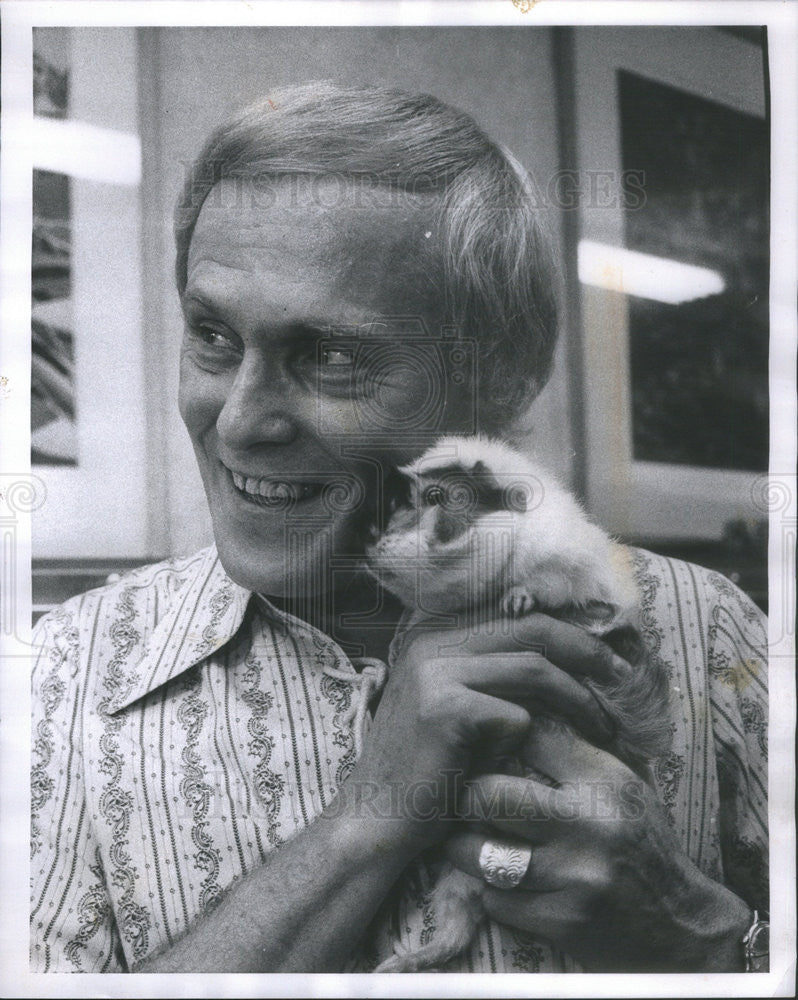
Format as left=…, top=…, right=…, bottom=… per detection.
left=30, top=544, right=768, bottom=972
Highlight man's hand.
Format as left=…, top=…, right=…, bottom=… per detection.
left=444, top=726, right=752, bottom=972
left=347, top=612, right=631, bottom=848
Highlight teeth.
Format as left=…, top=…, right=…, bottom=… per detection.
left=229, top=469, right=319, bottom=502
left=259, top=481, right=294, bottom=501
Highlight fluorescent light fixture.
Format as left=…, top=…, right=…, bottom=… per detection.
left=578, top=239, right=725, bottom=305
left=31, top=117, right=141, bottom=186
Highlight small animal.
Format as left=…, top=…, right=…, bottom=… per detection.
left=363, top=434, right=672, bottom=973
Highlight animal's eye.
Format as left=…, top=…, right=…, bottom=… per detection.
left=423, top=485, right=446, bottom=507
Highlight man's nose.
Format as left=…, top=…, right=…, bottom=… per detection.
left=216, top=355, right=298, bottom=449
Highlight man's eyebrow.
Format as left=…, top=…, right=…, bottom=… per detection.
left=180, top=291, right=221, bottom=314
left=180, top=288, right=387, bottom=336
left=180, top=295, right=358, bottom=340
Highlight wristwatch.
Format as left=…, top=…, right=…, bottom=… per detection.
left=742, top=910, right=769, bottom=972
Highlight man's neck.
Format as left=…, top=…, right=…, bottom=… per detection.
left=264, top=572, right=406, bottom=663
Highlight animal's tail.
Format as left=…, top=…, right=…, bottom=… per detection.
left=559, top=607, right=673, bottom=769
left=375, top=866, right=485, bottom=973
left=584, top=629, right=673, bottom=768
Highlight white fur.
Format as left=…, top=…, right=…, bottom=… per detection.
left=371, top=434, right=638, bottom=618
left=370, top=435, right=668, bottom=974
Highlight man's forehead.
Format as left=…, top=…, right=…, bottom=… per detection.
left=190, top=175, right=440, bottom=257
left=187, top=175, right=445, bottom=313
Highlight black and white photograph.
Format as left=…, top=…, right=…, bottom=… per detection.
left=1, top=1, right=795, bottom=994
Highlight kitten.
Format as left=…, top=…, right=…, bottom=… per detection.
left=364, top=435, right=671, bottom=973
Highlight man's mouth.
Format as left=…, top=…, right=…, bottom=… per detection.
left=226, top=468, right=326, bottom=507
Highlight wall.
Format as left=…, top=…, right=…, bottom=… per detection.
left=136, top=26, right=572, bottom=557
left=32, top=27, right=152, bottom=559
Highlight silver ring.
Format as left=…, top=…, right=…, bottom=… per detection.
left=478, top=838, right=532, bottom=889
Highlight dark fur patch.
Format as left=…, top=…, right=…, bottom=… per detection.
left=419, top=461, right=509, bottom=515
left=382, top=468, right=413, bottom=525
left=471, top=461, right=508, bottom=512
left=379, top=459, right=519, bottom=546
left=602, top=624, right=648, bottom=667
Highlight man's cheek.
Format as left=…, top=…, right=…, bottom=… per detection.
left=313, top=397, right=369, bottom=442
left=178, top=364, right=224, bottom=438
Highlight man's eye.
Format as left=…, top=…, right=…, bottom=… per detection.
left=190, top=324, right=239, bottom=351
left=322, top=348, right=354, bottom=368
left=310, top=346, right=364, bottom=393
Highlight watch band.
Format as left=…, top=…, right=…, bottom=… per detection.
left=742, top=909, right=769, bottom=972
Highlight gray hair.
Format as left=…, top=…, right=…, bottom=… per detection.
left=174, top=82, right=559, bottom=431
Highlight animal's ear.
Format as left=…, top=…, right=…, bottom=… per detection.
left=472, top=460, right=498, bottom=486
left=472, top=460, right=512, bottom=512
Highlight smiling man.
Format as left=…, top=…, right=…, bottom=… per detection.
left=179, top=171, right=469, bottom=601
left=30, top=83, right=768, bottom=974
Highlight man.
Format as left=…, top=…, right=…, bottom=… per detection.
left=31, top=83, right=768, bottom=973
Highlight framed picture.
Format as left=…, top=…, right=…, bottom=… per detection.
left=30, top=27, right=152, bottom=559
left=571, top=27, right=769, bottom=543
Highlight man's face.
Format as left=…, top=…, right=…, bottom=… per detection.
left=180, top=176, right=471, bottom=595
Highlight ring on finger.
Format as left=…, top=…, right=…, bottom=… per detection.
left=478, top=837, right=532, bottom=889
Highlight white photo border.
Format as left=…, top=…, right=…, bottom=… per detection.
left=1, top=2, right=795, bottom=997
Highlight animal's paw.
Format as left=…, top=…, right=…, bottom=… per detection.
left=502, top=586, right=537, bottom=618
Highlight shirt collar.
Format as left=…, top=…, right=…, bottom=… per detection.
left=107, top=546, right=253, bottom=714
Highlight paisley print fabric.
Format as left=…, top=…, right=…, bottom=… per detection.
left=30, top=545, right=768, bottom=972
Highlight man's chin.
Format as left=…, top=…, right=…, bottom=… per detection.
left=212, top=536, right=298, bottom=595
left=213, top=515, right=356, bottom=597
left=206, top=480, right=372, bottom=597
